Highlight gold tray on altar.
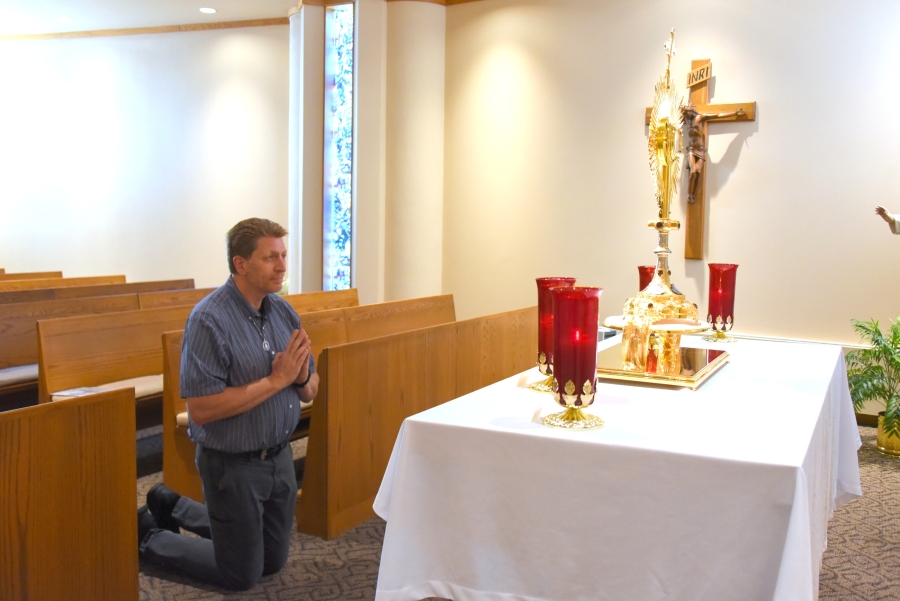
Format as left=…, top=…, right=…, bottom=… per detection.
left=596, top=342, right=729, bottom=390
left=603, top=315, right=711, bottom=334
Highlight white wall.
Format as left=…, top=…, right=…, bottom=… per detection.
left=288, top=6, right=326, bottom=294
left=385, top=2, right=446, bottom=300
left=353, top=0, right=388, bottom=305
left=0, top=25, right=290, bottom=288
left=443, top=0, right=900, bottom=344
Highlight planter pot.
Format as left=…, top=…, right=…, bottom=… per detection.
left=877, top=412, right=900, bottom=456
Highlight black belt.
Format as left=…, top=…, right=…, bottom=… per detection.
left=202, top=441, right=289, bottom=461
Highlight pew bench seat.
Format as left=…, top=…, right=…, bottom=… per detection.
left=0, top=363, right=37, bottom=388
left=51, top=373, right=163, bottom=402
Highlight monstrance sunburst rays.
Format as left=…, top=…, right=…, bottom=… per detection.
left=647, top=31, right=683, bottom=221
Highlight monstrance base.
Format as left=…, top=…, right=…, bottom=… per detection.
left=542, top=407, right=604, bottom=431
left=702, top=330, right=737, bottom=343
left=529, top=375, right=554, bottom=393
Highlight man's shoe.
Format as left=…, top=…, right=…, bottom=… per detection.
left=146, top=483, right=181, bottom=534
left=138, top=505, right=158, bottom=547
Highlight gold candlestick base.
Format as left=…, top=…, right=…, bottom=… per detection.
left=529, top=376, right=554, bottom=393
left=542, top=407, right=604, bottom=431
left=702, top=330, right=737, bottom=343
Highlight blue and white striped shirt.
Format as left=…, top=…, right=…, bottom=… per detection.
left=181, top=277, right=315, bottom=452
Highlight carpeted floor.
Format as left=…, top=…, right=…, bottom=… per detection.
left=819, top=426, right=900, bottom=600
left=137, top=427, right=899, bottom=601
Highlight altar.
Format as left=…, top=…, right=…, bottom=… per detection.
left=373, top=337, right=862, bottom=601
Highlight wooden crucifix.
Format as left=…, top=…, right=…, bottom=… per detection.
left=645, top=59, right=756, bottom=259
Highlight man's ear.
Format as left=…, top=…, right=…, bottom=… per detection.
left=233, top=255, right=247, bottom=275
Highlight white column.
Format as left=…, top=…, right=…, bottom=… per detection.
left=384, top=2, right=446, bottom=300
left=287, top=4, right=325, bottom=294
left=352, top=0, right=388, bottom=304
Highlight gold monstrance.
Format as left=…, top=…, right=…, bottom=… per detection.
left=604, top=30, right=706, bottom=375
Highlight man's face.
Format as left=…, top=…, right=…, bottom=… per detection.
left=235, top=236, right=287, bottom=295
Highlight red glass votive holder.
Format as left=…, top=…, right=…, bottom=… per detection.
left=535, top=277, right=576, bottom=376
left=545, top=286, right=604, bottom=430
left=707, top=263, right=738, bottom=338
left=638, top=265, right=655, bottom=292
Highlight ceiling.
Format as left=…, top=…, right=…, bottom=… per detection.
left=0, top=0, right=300, bottom=37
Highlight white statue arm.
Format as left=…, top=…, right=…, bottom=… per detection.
left=875, top=206, right=900, bottom=235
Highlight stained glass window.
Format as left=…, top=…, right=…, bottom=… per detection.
left=323, top=4, right=354, bottom=291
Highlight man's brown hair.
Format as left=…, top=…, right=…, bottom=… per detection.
left=226, top=218, right=288, bottom=275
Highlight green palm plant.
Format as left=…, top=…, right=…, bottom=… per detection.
left=846, top=318, right=900, bottom=441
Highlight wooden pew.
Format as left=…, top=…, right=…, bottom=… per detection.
left=36, top=306, right=193, bottom=424
left=139, top=287, right=215, bottom=309
left=296, top=305, right=537, bottom=539
left=0, top=275, right=126, bottom=292
left=0, top=271, right=63, bottom=280
left=161, top=293, right=448, bottom=501
left=0, top=388, right=138, bottom=601
left=0, top=295, right=141, bottom=410
left=54, top=278, right=194, bottom=300
left=0, top=268, right=4, bottom=274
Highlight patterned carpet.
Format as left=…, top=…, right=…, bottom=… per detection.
left=819, top=426, right=900, bottom=600
left=137, top=427, right=899, bottom=601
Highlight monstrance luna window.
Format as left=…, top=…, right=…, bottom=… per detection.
left=323, top=3, right=354, bottom=291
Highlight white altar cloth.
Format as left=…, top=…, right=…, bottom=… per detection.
left=373, top=338, right=862, bottom=601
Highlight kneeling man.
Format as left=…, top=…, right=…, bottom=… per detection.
left=138, top=217, right=318, bottom=590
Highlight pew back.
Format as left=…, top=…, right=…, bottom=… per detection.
left=0, top=294, right=140, bottom=370
left=296, top=305, right=537, bottom=539
left=300, top=308, right=349, bottom=366
left=343, top=294, right=455, bottom=340
left=295, top=295, right=455, bottom=368
left=54, top=279, right=194, bottom=300
left=0, top=275, right=126, bottom=292
left=0, top=289, right=56, bottom=305
left=0, top=279, right=191, bottom=305
left=0, top=271, right=63, bottom=280
left=139, top=287, right=215, bottom=309
left=0, top=389, right=138, bottom=601
left=37, top=305, right=193, bottom=403
left=283, top=288, right=359, bottom=314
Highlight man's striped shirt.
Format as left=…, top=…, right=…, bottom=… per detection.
left=181, top=277, right=314, bottom=453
